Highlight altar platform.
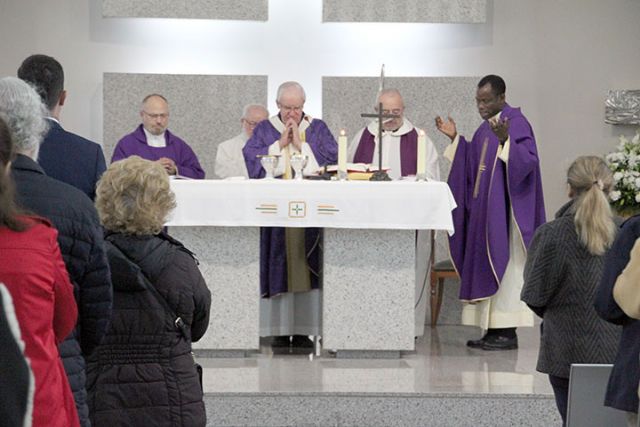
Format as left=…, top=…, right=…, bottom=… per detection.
left=198, top=323, right=561, bottom=426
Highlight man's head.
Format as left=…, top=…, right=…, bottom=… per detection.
left=376, top=89, right=405, bottom=131
left=140, top=94, right=169, bottom=136
left=276, top=82, right=305, bottom=124
left=476, top=75, right=506, bottom=120
left=17, top=54, right=65, bottom=112
left=241, top=104, right=268, bottom=138
left=0, top=77, right=48, bottom=160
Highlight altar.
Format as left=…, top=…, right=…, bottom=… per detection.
left=167, top=179, right=456, bottom=357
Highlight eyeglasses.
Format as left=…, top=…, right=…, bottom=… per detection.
left=381, top=109, right=403, bottom=116
left=242, top=118, right=260, bottom=127
left=143, top=111, right=169, bottom=120
left=279, top=104, right=303, bottom=113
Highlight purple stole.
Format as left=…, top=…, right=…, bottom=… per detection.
left=353, top=128, right=418, bottom=177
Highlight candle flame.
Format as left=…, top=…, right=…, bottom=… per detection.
left=419, top=130, right=425, bottom=136
left=340, top=129, right=346, bottom=136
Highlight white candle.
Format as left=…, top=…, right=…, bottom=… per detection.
left=338, top=129, right=347, bottom=173
left=417, top=130, right=426, bottom=176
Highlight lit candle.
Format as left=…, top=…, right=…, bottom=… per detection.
left=417, top=130, right=426, bottom=177
left=338, top=129, right=347, bottom=174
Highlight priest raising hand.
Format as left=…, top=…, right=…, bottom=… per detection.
left=435, top=115, right=457, bottom=141
left=488, top=116, right=510, bottom=144
left=439, top=75, right=546, bottom=351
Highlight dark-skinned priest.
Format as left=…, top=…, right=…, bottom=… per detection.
left=435, top=74, right=545, bottom=350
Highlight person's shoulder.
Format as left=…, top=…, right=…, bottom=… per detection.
left=620, top=214, right=640, bottom=232
left=219, top=133, right=244, bottom=148
left=46, top=126, right=102, bottom=151
left=36, top=175, right=98, bottom=216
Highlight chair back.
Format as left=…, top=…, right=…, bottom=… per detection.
left=566, top=364, right=627, bottom=427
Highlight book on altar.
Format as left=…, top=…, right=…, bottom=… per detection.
left=321, top=163, right=390, bottom=173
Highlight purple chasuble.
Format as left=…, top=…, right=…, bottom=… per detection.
left=242, top=116, right=338, bottom=297
left=112, top=125, right=205, bottom=179
left=353, top=128, right=419, bottom=176
left=448, top=104, right=546, bottom=301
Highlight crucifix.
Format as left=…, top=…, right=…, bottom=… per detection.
left=360, top=105, right=400, bottom=181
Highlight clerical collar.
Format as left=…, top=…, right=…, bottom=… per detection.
left=143, top=128, right=167, bottom=148
left=367, top=117, right=414, bottom=137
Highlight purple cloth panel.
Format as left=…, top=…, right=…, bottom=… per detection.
left=352, top=128, right=418, bottom=176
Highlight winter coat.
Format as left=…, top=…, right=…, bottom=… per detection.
left=11, top=154, right=112, bottom=426
left=521, top=201, right=621, bottom=378
left=0, top=217, right=79, bottom=427
left=595, top=215, right=640, bottom=413
left=87, top=232, right=211, bottom=427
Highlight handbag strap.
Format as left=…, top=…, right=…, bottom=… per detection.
left=106, top=238, right=189, bottom=339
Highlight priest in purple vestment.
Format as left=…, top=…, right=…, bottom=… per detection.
left=349, top=88, right=439, bottom=181
left=436, top=75, right=545, bottom=350
left=111, top=94, right=205, bottom=179
left=243, top=81, right=337, bottom=349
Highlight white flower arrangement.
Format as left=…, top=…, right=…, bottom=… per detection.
left=606, top=128, right=640, bottom=213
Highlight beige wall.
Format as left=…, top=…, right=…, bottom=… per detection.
left=0, top=0, right=639, bottom=216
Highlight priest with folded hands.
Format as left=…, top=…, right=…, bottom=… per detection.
left=243, top=81, right=337, bottom=349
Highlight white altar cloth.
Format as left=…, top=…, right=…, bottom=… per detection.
left=167, top=179, right=456, bottom=233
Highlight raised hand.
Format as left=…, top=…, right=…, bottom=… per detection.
left=435, top=115, right=457, bottom=141
left=488, top=116, right=509, bottom=144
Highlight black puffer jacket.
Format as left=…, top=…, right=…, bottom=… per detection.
left=12, top=154, right=112, bottom=426
left=87, top=232, right=211, bottom=427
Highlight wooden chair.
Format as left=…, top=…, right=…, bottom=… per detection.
left=429, top=230, right=458, bottom=327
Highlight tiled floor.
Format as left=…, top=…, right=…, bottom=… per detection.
left=198, top=324, right=552, bottom=396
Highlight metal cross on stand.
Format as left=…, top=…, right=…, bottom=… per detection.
left=360, top=103, right=399, bottom=181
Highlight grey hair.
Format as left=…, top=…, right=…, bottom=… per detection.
left=0, top=77, right=48, bottom=159
left=375, top=88, right=403, bottom=109
left=276, top=81, right=306, bottom=103
left=242, top=104, right=268, bottom=119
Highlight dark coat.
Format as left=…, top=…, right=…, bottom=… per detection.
left=521, top=201, right=621, bottom=378
left=595, top=215, right=640, bottom=413
left=38, top=119, right=106, bottom=200
left=11, top=154, right=113, bottom=427
left=87, top=232, right=211, bottom=427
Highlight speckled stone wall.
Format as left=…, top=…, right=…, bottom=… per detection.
left=103, top=73, right=267, bottom=178
left=323, top=0, right=486, bottom=23
left=169, top=226, right=260, bottom=351
left=102, top=0, right=268, bottom=20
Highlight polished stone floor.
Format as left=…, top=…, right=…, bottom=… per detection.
left=198, top=323, right=552, bottom=396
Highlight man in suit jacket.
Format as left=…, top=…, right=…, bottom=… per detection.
left=18, top=54, right=106, bottom=200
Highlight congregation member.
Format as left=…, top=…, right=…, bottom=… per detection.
left=595, top=214, right=640, bottom=427
left=215, top=103, right=268, bottom=178
left=521, top=156, right=621, bottom=425
left=0, top=77, right=113, bottom=427
left=17, top=54, right=107, bottom=200
left=0, top=115, right=79, bottom=427
left=349, top=88, right=440, bottom=181
left=349, top=88, right=440, bottom=335
left=243, top=81, right=337, bottom=348
left=436, top=74, right=545, bottom=350
left=112, top=94, right=205, bottom=179
left=89, top=156, right=211, bottom=426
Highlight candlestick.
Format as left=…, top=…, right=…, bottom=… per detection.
left=416, top=130, right=426, bottom=181
left=338, top=129, right=348, bottom=181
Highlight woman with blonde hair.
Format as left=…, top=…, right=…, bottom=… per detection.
left=521, top=155, right=621, bottom=426
left=87, top=156, right=211, bottom=426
